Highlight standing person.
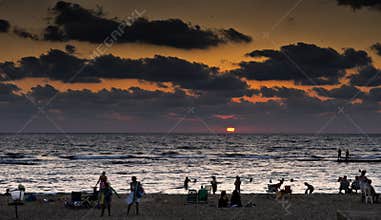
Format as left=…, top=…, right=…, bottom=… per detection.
left=211, top=176, right=218, bottom=195
left=345, top=149, right=350, bottom=161
left=234, top=176, right=241, bottom=192
left=95, top=171, right=108, bottom=190
left=337, top=149, right=342, bottom=160
left=304, top=182, right=314, bottom=195
left=339, top=176, right=350, bottom=194
left=184, top=177, right=191, bottom=190
left=127, top=176, right=144, bottom=216
left=100, top=182, right=120, bottom=217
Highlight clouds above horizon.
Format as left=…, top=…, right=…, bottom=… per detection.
left=1, top=81, right=381, bottom=133
left=371, top=43, right=381, bottom=56
left=41, top=1, right=252, bottom=49
left=232, top=42, right=371, bottom=85
left=337, top=0, right=381, bottom=11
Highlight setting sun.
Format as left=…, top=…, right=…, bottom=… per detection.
left=226, top=127, right=236, bottom=133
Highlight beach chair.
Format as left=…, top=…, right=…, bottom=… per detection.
left=64, top=192, right=83, bottom=208
left=71, top=192, right=82, bottom=202
left=186, top=190, right=197, bottom=204
left=198, top=188, right=208, bottom=204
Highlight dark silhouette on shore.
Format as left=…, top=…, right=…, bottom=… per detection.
left=100, top=182, right=119, bottom=217
left=184, top=177, right=191, bottom=190
left=234, top=176, right=241, bottom=192
left=304, top=182, right=314, bottom=195
left=127, top=176, right=144, bottom=216
left=337, top=148, right=342, bottom=160
left=211, top=176, right=218, bottom=195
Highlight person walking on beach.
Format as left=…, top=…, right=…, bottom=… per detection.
left=211, top=176, right=218, bottom=195
left=234, top=176, right=241, bottom=192
left=95, top=171, right=108, bottom=190
left=337, top=148, right=342, bottom=160
left=345, top=149, right=350, bottom=161
left=100, top=182, right=119, bottom=217
left=127, top=176, right=144, bottom=216
left=304, top=182, right=314, bottom=195
left=184, top=177, right=191, bottom=190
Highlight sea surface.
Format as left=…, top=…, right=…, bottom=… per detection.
left=0, top=134, right=380, bottom=194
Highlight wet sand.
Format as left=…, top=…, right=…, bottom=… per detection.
left=0, top=193, right=380, bottom=219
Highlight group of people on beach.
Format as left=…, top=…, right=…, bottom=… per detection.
left=337, top=148, right=350, bottom=161
left=337, top=169, right=379, bottom=202
left=94, top=172, right=144, bottom=217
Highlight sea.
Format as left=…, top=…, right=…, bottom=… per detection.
left=0, top=134, right=380, bottom=194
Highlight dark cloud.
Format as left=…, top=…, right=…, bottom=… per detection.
left=29, top=84, right=58, bottom=101
left=43, top=1, right=252, bottom=49
left=0, top=50, right=251, bottom=94
left=350, top=65, right=381, bottom=86
left=1, top=82, right=381, bottom=133
left=371, top=43, right=381, bottom=56
left=337, top=0, right=381, bottom=11
left=367, top=87, right=381, bottom=101
left=0, top=49, right=88, bottom=82
left=0, top=83, right=20, bottom=101
left=13, top=27, right=39, bottom=40
left=0, top=19, right=10, bottom=32
left=260, top=86, right=306, bottom=98
left=313, top=85, right=363, bottom=99
left=232, top=42, right=371, bottom=85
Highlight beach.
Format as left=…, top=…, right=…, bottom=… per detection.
left=1, top=193, right=380, bottom=220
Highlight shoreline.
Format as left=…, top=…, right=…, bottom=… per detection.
left=1, top=193, right=380, bottom=219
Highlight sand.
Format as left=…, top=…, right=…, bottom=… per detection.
left=1, top=193, right=380, bottom=220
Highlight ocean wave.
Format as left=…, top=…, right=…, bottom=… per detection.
left=60, top=155, right=136, bottom=160
left=221, top=153, right=277, bottom=159
left=0, top=159, right=40, bottom=165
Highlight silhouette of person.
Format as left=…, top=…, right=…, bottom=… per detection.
left=127, top=176, right=144, bottom=216
left=100, top=182, right=119, bottom=217
left=304, top=182, right=314, bottom=195
left=211, top=176, right=218, bottom=195
left=95, top=171, right=108, bottom=189
left=218, top=190, right=229, bottom=208
left=234, top=176, right=241, bottom=192
left=230, top=190, right=242, bottom=207
left=337, top=149, right=342, bottom=160
left=184, top=177, right=191, bottom=190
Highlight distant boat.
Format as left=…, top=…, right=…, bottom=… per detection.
left=336, top=159, right=381, bottom=163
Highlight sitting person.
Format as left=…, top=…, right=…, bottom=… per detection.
left=218, top=190, right=229, bottom=208
left=230, top=190, right=242, bottom=207
left=198, top=186, right=208, bottom=202
left=351, top=176, right=361, bottom=193
left=304, top=182, right=314, bottom=195
left=338, top=176, right=350, bottom=194
left=4, top=189, right=10, bottom=196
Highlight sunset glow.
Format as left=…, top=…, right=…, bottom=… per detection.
left=226, top=127, right=236, bottom=133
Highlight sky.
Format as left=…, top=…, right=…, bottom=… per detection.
left=1, top=0, right=381, bottom=133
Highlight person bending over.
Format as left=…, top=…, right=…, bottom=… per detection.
left=304, top=182, right=314, bottom=195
